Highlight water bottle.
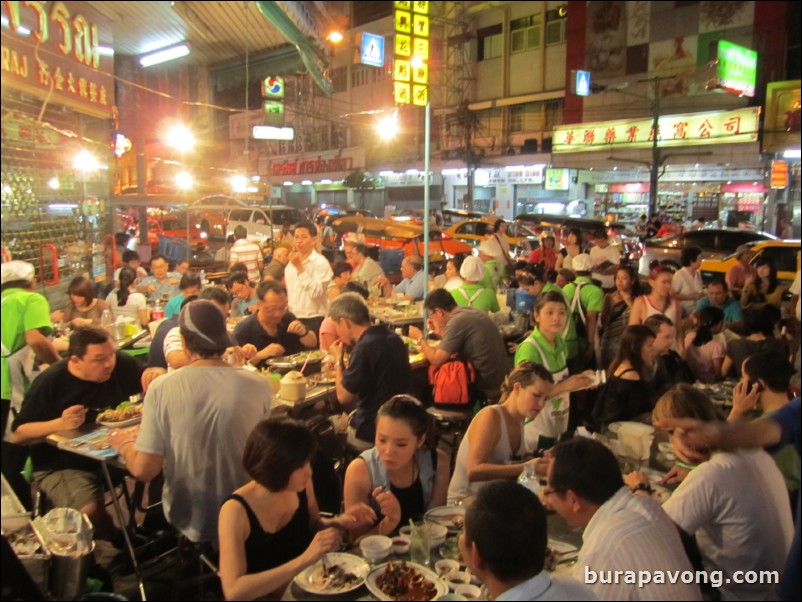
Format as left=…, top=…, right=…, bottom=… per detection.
left=100, top=309, right=112, bottom=334
left=517, top=463, right=540, bottom=495
left=200, top=269, right=206, bottom=284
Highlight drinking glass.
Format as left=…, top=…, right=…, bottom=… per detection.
left=409, top=522, right=431, bottom=566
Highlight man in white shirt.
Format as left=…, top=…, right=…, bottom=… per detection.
left=545, top=438, right=702, bottom=601
left=284, top=221, right=333, bottom=335
left=650, top=386, right=794, bottom=602
left=229, top=225, right=263, bottom=283
left=588, top=229, right=621, bottom=290
left=461, top=480, right=595, bottom=601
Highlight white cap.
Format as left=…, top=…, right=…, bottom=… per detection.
left=572, top=253, right=593, bottom=272
left=460, top=256, right=486, bottom=282
left=1, top=260, right=35, bottom=285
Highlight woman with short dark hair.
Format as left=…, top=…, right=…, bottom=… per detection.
left=218, top=418, right=375, bottom=601
left=62, top=275, right=111, bottom=327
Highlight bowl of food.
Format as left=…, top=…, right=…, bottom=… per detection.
left=391, top=535, right=411, bottom=555
left=455, top=584, right=481, bottom=600
left=426, top=523, right=448, bottom=548
left=434, top=559, right=460, bottom=578
left=445, top=571, right=472, bottom=591
left=360, top=535, right=392, bottom=563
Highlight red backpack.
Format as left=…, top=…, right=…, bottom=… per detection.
left=429, top=355, right=477, bottom=406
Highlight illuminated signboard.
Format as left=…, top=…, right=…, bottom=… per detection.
left=360, top=33, right=385, bottom=68
left=262, top=100, right=285, bottom=127
left=553, top=107, right=760, bottom=153
left=1, top=2, right=115, bottom=118
left=544, top=168, right=570, bottom=190
left=713, top=41, right=757, bottom=97
left=253, top=126, right=294, bottom=141
left=393, top=1, right=429, bottom=106
left=770, top=160, right=788, bottom=189
left=261, top=76, right=285, bottom=99
left=572, top=70, right=591, bottom=97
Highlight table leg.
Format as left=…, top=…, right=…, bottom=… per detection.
left=101, top=461, right=147, bottom=601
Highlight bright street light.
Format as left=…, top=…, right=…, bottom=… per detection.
left=175, top=171, right=194, bottom=190
left=376, top=111, right=399, bottom=141
left=166, top=124, right=195, bottom=152
left=73, top=149, right=99, bottom=171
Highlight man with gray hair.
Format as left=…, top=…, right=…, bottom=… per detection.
left=376, top=256, right=426, bottom=301
left=329, top=293, right=410, bottom=449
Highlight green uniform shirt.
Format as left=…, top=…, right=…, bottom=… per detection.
left=451, top=283, right=500, bottom=313
left=514, top=327, right=568, bottom=370
left=479, top=260, right=501, bottom=290
left=561, top=276, right=603, bottom=359
left=1, top=288, right=53, bottom=400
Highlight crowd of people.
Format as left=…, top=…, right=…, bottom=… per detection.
left=1, top=216, right=800, bottom=601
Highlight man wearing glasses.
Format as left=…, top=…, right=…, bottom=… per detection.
left=233, top=280, right=317, bottom=367
left=543, top=438, right=701, bottom=601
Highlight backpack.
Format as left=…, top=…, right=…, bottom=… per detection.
left=429, top=355, right=476, bottom=407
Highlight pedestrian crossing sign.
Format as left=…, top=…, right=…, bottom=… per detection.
left=361, top=33, right=385, bottom=68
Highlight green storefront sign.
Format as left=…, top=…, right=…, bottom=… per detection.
left=715, top=40, right=757, bottom=97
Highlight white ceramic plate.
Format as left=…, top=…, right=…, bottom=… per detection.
left=293, top=553, right=369, bottom=595
left=365, top=561, right=448, bottom=601
left=423, top=505, right=466, bottom=532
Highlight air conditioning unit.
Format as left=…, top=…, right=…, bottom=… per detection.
left=541, top=137, right=553, bottom=152
left=521, top=138, right=539, bottom=153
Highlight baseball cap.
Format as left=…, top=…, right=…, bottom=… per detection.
left=179, top=299, right=235, bottom=351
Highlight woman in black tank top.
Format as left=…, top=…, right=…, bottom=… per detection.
left=217, top=418, right=377, bottom=601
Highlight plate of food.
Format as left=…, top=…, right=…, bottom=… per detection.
left=97, top=403, right=143, bottom=427
left=293, top=553, right=369, bottom=595
left=424, top=505, right=466, bottom=532
left=366, top=561, right=447, bottom=602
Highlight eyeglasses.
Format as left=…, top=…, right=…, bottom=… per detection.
left=262, top=304, right=288, bottom=313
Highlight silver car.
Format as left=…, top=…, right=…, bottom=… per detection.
left=638, top=228, right=777, bottom=276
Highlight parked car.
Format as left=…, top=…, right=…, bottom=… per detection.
left=225, top=205, right=306, bottom=245
left=444, top=218, right=539, bottom=260
left=638, top=228, right=778, bottom=276
left=700, top=239, right=800, bottom=285
left=442, top=208, right=486, bottom=227
left=146, top=213, right=209, bottom=250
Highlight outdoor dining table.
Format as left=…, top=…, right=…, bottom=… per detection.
left=46, top=422, right=148, bottom=601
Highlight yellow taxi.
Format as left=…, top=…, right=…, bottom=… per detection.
left=444, top=218, right=539, bottom=258
left=700, top=240, right=800, bottom=285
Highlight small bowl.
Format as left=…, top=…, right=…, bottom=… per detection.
left=435, top=594, right=467, bottom=601
left=391, top=535, right=411, bottom=555
left=426, top=523, right=448, bottom=548
left=435, top=559, right=460, bottom=578
left=446, top=571, right=472, bottom=591
left=360, top=535, right=392, bottom=563
left=455, top=584, right=482, bottom=600
left=399, top=525, right=413, bottom=537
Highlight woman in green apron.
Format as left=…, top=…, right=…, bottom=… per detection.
left=514, top=291, right=595, bottom=453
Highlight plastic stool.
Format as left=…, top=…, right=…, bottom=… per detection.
left=426, top=406, right=473, bottom=471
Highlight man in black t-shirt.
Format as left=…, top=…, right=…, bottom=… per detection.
left=329, top=293, right=411, bottom=448
left=233, top=280, right=317, bottom=367
left=11, top=327, right=142, bottom=541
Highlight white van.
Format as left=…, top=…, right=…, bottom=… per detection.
left=226, top=205, right=306, bottom=244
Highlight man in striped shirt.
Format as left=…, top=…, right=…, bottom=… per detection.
left=229, top=225, right=263, bottom=283
left=545, top=438, right=702, bottom=601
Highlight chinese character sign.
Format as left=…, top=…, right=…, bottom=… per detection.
left=1, top=1, right=115, bottom=118
left=393, top=1, right=429, bottom=105
left=553, top=107, right=759, bottom=153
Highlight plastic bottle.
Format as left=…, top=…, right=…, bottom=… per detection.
left=517, top=463, right=540, bottom=495
left=100, top=309, right=113, bottom=334
left=151, top=298, right=164, bottom=322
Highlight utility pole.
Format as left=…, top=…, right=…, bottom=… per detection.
left=593, top=75, right=674, bottom=218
